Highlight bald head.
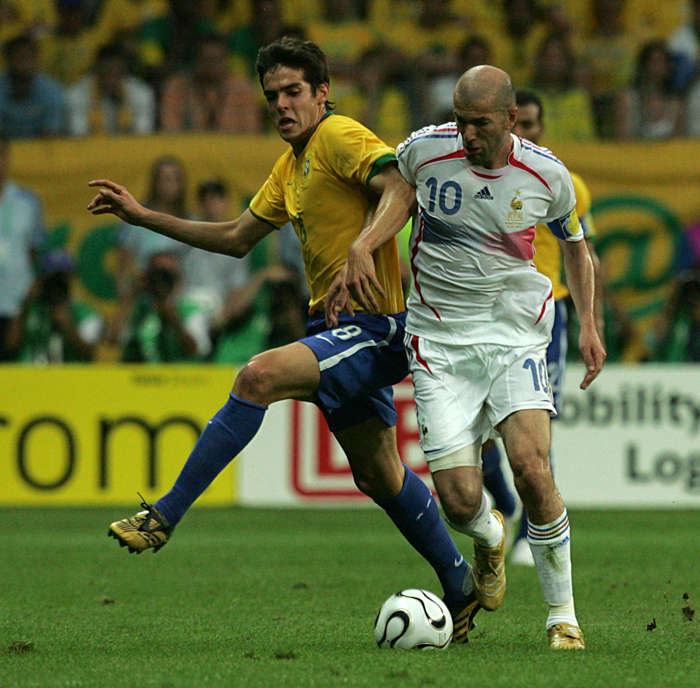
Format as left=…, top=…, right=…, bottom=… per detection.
left=452, top=65, right=517, bottom=169
left=454, top=65, right=515, bottom=113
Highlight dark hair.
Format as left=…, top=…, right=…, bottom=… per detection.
left=3, top=33, right=36, bottom=60
left=96, top=43, right=127, bottom=63
left=457, top=35, right=492, bottom=69
left=532, top=33, right=576, bottom=91
left=634, top=40, right=676, bottom=94
left=196, top=33, right=229, bottom=55
left=256, top=36, right=333, bottom=109
left=515, top=89, right=544, bottom=122
left=198, top=177, right=228, bottom=200
left=147, top=155, right=187, bottom=218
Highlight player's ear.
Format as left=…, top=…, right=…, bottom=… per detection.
left=505, top=106, right=518, bottom=131
left=317, top=82, right=330, bottom=105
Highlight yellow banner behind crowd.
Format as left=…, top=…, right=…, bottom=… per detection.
left=0, top=365, right=237, bottom=506
left=8, top=133, right=700, bottom=360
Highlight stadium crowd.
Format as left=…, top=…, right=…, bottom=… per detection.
left=1, top=0, right=700, bottom=364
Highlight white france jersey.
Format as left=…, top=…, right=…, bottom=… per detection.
left=397, top=125, right=583, bottom=347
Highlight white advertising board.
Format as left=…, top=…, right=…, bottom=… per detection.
left=553, top=364, right=700, bottom=507
left=238, top=365, right=700, bottom=508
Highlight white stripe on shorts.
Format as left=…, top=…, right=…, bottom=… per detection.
left=318, top=316, right=397, bottom=371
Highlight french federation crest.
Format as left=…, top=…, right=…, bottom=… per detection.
left=506, top=189, right=524, bottom=228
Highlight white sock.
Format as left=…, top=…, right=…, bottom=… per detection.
left=449, top=491, right=503, bottom=548
left=527, top=509, right=578, bottom=628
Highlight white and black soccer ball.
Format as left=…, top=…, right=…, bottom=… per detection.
left=374, top=589, right=453, bottom=650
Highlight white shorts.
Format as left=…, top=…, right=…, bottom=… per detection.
left=406, top=335, right=556, bottom=463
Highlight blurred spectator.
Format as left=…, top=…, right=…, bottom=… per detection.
left=667, top=0, right=700, bottom=91
left=307, top=0, right=375, bottom=83
left=40, top=0, right=112, bottom=86
left=160, top=33, right=261, bottom=133
left=616, top=40, right=683, bottom=140
left=116, top=155, right=189, bottom=298
left=107, top=251, right=211, bottom=362
left=278, top=221, right=309, bottom=300
left=654, top=269, right=700, bottom=362
left=210, top=262, right=304, bottom=365
left=0, top=34, right=67, bottom=139
left=486, top=0, right=551, bottom=87
left=0, top=0, right=57, bottom=45
left=0, top=131, right=47, bottom=360
left=427, top=35, right=493, bottom=123
left=5, top=249, right=103, bottom=363
left=579, top=0, right=638, bottom=139
left=228, top=0, right=305, bottom=79
left=368, top=0, right=470, bottom=127
left=137, top=0, right=217, bottom=88
left=530, top=33, right=596, bottom=141
left=334, top=45, right=410, bottom=143
left=684, top=71, right=700, bottom=137
left=181, top=178, right=254, bottom=324
left=66, top=43, right=156, bottom=136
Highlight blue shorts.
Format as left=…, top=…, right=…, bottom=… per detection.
left=546, top=299, right=568, bottom=414
left=301, top=311, right=409, bottom=433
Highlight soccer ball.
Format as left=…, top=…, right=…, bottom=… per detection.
left=374, top=589, right=453, bottom=650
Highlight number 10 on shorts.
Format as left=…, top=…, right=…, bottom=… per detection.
left=523, top=356, right=550, bottom=394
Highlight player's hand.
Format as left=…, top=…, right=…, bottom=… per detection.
left=345, top=242, right=386, bottom=315
left=579, top=324, right=606, bottom=390
left=87, top=179, right=147, bottom=225
left=324, top=263, right=354, bottom=328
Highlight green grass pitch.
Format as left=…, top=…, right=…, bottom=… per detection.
left=1, top=507, right=698, bottom=688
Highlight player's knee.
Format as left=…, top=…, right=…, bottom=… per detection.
left=352, top=465, right=397, bottom=501
left=233, top=354, right=281, bottom=405
left=441, top=494, right=481, bottom=527
left=511, top=460, right=553, bottom=495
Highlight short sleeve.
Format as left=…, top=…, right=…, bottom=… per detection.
left=544, top=166, right=583, bottom=242
left=396, top=130, right=422, bottom=186
left=325, top=116, right=396, bottom=186
left=248, top=157, right=291, bottom=229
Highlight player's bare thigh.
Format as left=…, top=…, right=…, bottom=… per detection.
left=334, top=417, right=404, bottom=500
left=233, top=341, right=321, bottom=406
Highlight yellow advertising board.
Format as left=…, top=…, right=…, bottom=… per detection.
left=0, top=365, right=237, bottom=506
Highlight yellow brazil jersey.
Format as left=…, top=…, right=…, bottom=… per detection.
left=533, top=171, right=596, bottom=301
left=249, top=113, right=405, bottom=316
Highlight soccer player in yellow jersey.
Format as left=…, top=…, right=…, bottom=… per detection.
left=480, top=88, right=604, bottom=566
left=88, top=37, right=480, bottom=642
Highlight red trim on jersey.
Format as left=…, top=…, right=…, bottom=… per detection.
left=410, top=215, right=442, bottom=322
left=416, top=149, right=466, bottom=171
left=410, top=335, right=432, bottom=373
left=535, top=290, right=554, bottom=325
left=472, top=170, right=502, bottom=180
left=508, top=152, right=552, bottom=193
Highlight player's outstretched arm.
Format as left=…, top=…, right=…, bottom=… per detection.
left=559, top=238, right=606, bottom=389
left=343, top=164, right=416, bottom=314
left=87, top=179, right=274, bottom=258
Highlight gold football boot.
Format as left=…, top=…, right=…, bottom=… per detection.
left=449, top=591, right=482, bottom=644
left=547, top=623, right=586, bottom=650
left=472, top=510, right=507, bottom=611
left=108, top=497, right=173, bottom=554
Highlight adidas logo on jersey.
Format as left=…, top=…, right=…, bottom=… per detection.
left=474, top=186, right=494, bottom=200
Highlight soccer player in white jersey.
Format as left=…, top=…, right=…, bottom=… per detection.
left=326, top=65, right=606, bottom=649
